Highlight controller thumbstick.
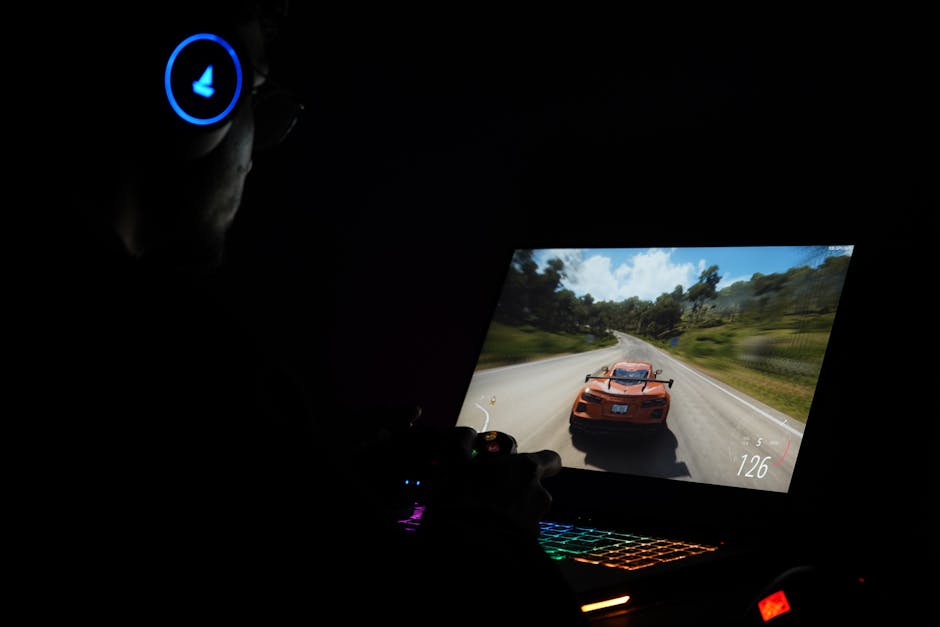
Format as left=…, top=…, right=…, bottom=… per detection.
left=471, top=430, right=518, bottom=458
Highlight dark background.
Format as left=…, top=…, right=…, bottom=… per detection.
left=30, top=4, right=931, bottom=620
left=221, top=10, right=934, bottom=603
left=229, top=9, right=928, bottom=419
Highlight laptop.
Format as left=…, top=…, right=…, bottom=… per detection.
left=447, top=243, right=858, bottom=619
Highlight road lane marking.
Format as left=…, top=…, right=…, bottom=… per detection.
left=473, top=401, right=491, bottom=431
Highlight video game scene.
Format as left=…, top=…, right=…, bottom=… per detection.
left=456, top=245, right=854, bottom=493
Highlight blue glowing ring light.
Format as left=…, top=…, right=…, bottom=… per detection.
left=165, top=33, right=243, bottom=126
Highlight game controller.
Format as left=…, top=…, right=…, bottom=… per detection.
left=471, top=430, right=518, bottom=459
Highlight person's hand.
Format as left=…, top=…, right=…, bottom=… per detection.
left=342, top=407, right=561, bottom=538
left=432, top=426, right=562, bottom=537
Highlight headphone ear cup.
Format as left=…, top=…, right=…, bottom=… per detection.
left=163, top=32, right=245, bottom=127
left=158, top=31, right=247, bottom=158
left=65, top=28, right=244, bottom=163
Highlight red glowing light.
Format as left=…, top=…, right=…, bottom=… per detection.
left=757, top=589, right=791, bottom=622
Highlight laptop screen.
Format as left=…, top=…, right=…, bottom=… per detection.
left=455, top=245, right=854, bottom=496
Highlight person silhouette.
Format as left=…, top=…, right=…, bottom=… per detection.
left=19, top=2, right=584, bottom=624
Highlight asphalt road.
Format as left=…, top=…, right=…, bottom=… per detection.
left=456, top=332, right=804, bottom=493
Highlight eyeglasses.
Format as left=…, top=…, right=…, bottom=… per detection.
left=251, top=68, right=305, bottom=152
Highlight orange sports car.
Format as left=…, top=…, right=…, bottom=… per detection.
left=569, top=361, right=674, bottom=434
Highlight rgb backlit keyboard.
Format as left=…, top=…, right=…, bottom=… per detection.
left=538, top=521, right=718, bottom=571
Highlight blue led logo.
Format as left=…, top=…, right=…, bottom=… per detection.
left=192, top=65, right=215, bottom=98
left=164, top=33, right=242, bottom=126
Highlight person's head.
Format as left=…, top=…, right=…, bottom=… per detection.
left=61, top=0, right=301, bottom=273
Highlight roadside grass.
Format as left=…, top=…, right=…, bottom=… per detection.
left=658, top=314, right=836, bottom=422
left=475, top=322, right=618, bottom=369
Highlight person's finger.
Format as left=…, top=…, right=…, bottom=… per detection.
left=440, top=425, right=477, bottom=464
left=500, top=452, right=558, bottom=534
left=524, top=449, right=562, bottom=479
left=451, top=426, right=478, bottom=449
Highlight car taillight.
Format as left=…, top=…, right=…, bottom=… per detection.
left=581, top=391, right=603, bottom=403
left=641, top=398, right=667, bottom=408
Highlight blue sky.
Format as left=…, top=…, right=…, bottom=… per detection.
left=532, top=245, right=854, bottom=302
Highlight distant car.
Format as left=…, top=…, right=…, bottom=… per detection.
left=569, top=361, right=674, bottom=434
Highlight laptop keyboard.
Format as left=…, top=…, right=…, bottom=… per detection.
left=538, top=521, right=719, bottom=571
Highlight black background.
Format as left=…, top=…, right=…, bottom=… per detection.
left=230, top=9, right=928, bottom=419
left=221, top=10, right=933, bottom=611
left=37, top=5, right=931, bottom=619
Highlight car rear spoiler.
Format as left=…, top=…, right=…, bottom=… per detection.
left=584, top=375, right=675, bottom=391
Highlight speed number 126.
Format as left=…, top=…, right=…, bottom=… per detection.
left=737, top=454, right=771, bottom=479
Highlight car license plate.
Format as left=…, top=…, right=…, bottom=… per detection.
left=611, top=404, right=629, bottom=414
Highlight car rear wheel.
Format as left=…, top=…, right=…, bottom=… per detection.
left=568, top=413, right=580, bottom=435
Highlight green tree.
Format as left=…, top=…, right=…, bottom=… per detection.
left=749, top=271, right=788, bottom=318
left=686, top=265, right=722, bottom=324
left=549, top=288, right=580, bottom=333
left=531, top=257, right=566, bottom=327
left=639, top=292, right=683, bottom=339
left=494, top=250, right=566, bottom=327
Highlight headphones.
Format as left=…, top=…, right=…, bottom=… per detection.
left=163, top=32, right=245, bottom=129
left=64, top=3, right=293, bottom=164
left=150, top=24, right=254, bottom=160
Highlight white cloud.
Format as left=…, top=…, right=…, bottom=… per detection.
left=543, top=248, right=698, bottom=302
